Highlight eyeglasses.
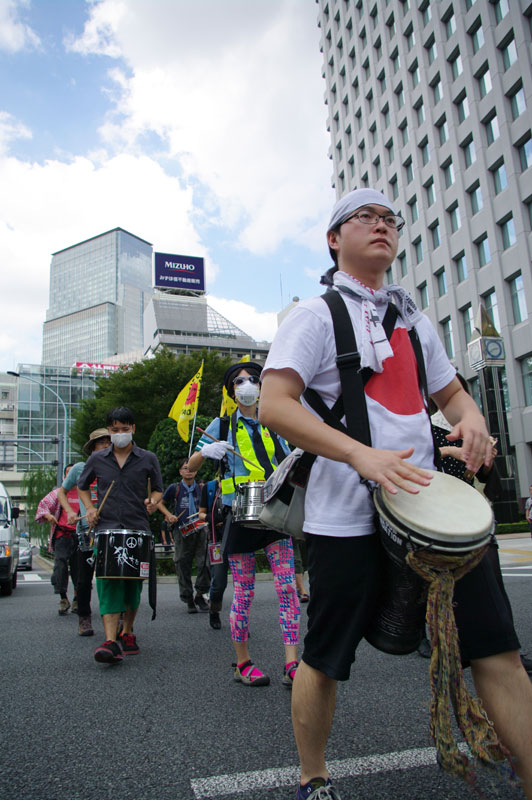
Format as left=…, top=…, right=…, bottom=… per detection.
left=345, top=209, right=405, bottom=230
left=233, top=375, right=260, bottom=386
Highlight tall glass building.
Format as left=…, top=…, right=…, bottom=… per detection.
left=42, top=228, right=154, bottom=366
left=316, top=0, right=532, bottom=497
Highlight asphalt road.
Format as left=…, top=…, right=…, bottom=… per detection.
left=1, top=538, right=531, bottom=800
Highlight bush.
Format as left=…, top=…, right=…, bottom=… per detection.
left=496, top=521, right=530, bottom=535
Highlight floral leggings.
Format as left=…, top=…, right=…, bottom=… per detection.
left=228, top=538, right=300, bottom=645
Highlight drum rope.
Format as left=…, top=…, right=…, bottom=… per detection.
left=406, top=546, right=517, bottom=793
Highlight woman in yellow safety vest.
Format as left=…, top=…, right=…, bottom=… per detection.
left=188, top=362, right=300, bottom=688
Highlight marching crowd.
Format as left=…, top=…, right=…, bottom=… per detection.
left=35, top=188, right=532, bottom=800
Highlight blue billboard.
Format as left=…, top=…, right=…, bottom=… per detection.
left=154, top=252, right=205, bottom=292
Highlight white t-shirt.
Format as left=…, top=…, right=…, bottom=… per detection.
left=263, top=289, right=456, bottom=538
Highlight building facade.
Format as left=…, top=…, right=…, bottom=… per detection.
left=316, top=0, right=532, bottom=496
left=144, top=292, right=270, bottom=361
left=42, top=228, right=154, bottom=366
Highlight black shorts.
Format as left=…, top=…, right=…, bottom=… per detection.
left=302, top=534, right=519, bottom=681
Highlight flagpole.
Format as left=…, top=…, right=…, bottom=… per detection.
left=187, top=359, right=203, bottom=459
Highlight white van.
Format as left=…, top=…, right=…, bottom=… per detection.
left=0, top=482, right=20, bottom=596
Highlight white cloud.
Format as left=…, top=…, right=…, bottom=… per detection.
left=0, top=111, right=31, bottom=155
left=0, top=0, right=40, bottom=52
left=66, top=0, right=333, bottom=256
left=208, top=295, right=277, bottom=343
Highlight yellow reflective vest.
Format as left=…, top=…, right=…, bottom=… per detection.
left=221, top=417, right=276, bottom=498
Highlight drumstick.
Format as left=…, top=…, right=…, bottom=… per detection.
left=147, top=477, right=151, bottom=501
left=196, top=427, right=264, bottom=472
left=88, top=480, right=115, bottom=536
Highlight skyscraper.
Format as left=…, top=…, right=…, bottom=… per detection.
left=42, top=227, right=153, bottom=366
left=317, top=0, right=532, bottom=495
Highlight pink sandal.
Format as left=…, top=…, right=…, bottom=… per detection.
left=233, top=659, right=270, bottom=686
left=282, top=660, right=299, bottom=687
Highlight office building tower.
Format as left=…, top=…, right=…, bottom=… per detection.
left=42, top=228, right=153, bottom=366
left=316, top=0, right=532, bottom=496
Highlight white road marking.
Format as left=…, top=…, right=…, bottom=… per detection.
left=502, top=573, right=532, bottom=577
left=20, top=573, right=43, bottom=582
left=190, top=745, right=468, bottom=798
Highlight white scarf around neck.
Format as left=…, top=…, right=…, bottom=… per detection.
left=332, top=271, right=424, bottom=373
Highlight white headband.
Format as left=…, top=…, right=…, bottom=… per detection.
left=327, top=188, right=397, bottom=233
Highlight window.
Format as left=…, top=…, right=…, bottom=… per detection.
left=370, top=122, right=378, bottom=145
left=385, top=266, right=393, bottom=285
left=449, top=50, right=462, bottom=80
left=390, top=173, right=399, bottom=200
left=410, top=60, right=420, bottom=88
left=454, top=251, right=468, bottom=282
left=477, top=66, right=492, bottom=98
left=518, top=135, right=532, bottom=171
left=425, top=34, right=437, bottom=65
left=420, top=138, right=430, bottom=165
left=400, top=119, right=409, bottom=145
left=491, top=160, right=507, bottom=194
left=436, top=268, right=447, bottom=296
left=484, top=112, right=500, bottom=145
left=469, top=182, right=483, bottom=214
left=355, top=108, right=363, bottom=130
left=484, top=288, right=500, bottom=329
left=387, top=13, right=396, bottom=40
left=419, top=281, right=429, bottom=308
left=416, top=98, right=425, bottom=125
left=470, top=20, right=485, bottom=53
left=425, top=178, right=435, bottom=206
left=437, top=116, right=449, bottom=145
left=374, top=156, right=382, bottom=179
left=361, top=171, right=369, bottom=188
left=500, top=215, right=516, bottom=249
left=421, top=2, right=431, bottom=26
left=521, top=356, right=532, bottom=406
left=448, top=202, right=461, bottom=233
left=510, top=85, right=526, bottom=120
left=378, top=70, right=386, bottom=94
left=346, top=125, right=352, bottom=145
left=405, top=24, right=415, bottom=52
left=462, top=304, right=474, bottom=343
left=391, top=47, right=400, bottom=73
left=445, top=10, right=456, bottom=40
left=386, top=139, right=395, bottom=164
left=509, top=274, right=528, bottom=323
left=366, top=89, right=374, bottom=112
left=396, top=82, right=405, bottom=109
left=462, top=136, right=476, bottom=168
left=359, top=139, right=366, bottom=162
left=442, top=317, right=454, bottom=358
left=349, top=156, right=355, bottom=178
left=477, top=234, right=491, bottom=267
left=431, top=221, right=441, bottom=248
left=442, top=159, right=455, bottom=188
left=456, top=92, right=469, bottom=123
left=501, top=34, right=517, bottom=70
left=409, top=195, right=419, bottom=223
left=494, top=0, right=509, bottom=24
left=405, top=157, right=414, bottom=183
left=382, top=103, right=390, bottom=128
left=432, top=76, right=442, bottom=104
left=398, top=250, right=407, bottom=277
left=414, top=236, right=423, bottom=264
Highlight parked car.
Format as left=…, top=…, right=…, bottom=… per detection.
left=0, top=482, right=20, bottom=596
left=17, top=537, right=32, bottom=571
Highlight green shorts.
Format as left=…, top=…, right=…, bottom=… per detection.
left=96, top=577, right=143, bottom=616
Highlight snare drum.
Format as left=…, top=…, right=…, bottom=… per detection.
left=180, top=520, right=208, bottom=538
left=95, top=530, right=152, bottom=580
left=232, top=482, right=265, bottom=528
left=365, top=470, right=494, bottom=655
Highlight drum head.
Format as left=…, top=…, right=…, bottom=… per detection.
left=379, top=470, right=494, bottom=545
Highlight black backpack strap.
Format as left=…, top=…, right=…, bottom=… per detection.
left=267, top=429, right=289, bottom=466
left=407, top=328, right=442, bottom=470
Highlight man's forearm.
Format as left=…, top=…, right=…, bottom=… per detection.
left=187, top=451, right=204, bottom=472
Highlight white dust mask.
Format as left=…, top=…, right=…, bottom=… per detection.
left=235, top=382, right=260, bottom=406
left=111, top=432, right=133, bottom=448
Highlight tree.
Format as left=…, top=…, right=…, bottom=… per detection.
left=148, top=415, right=219, bottom=487
left=22, top=466, right=57, bottom=547
left=70, top=348, right=233, bottom=452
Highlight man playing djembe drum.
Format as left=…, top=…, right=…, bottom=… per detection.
left=78, top=407, right=163, bottom=665
left=259, top=188, right=532, bottom=800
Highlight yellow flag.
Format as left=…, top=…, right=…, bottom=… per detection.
left=168, top=362, right=204, bottom=442
left=219, top=355, right=251, bottom=417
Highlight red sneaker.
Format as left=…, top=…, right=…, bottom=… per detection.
left=94, top=640, right=123, bottom=664
left=118, top=631, right=139, bottom=655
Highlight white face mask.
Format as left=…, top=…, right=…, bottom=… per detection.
left=234, top=381, right=260, bottom=406
left=111, top=431, right=133, bottom=449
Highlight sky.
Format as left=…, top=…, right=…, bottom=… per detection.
left=0, top=0, right=335, bottom=371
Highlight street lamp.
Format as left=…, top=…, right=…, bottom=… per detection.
left=7, top=371, right=68, bottom=480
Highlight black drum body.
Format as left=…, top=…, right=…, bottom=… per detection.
left=96, top=530, right=152, bottom=579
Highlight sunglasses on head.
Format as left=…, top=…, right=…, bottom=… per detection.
left=233, top=375, right=260, bottom=386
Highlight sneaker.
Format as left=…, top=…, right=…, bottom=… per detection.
left=195, top=594, right=209, bottom=612
left=78, top=616, right=94, bottom=636
left=521, top=654, right=532, bottom=674
left=119, top=631, right=139, bottom=655
left=295, top=778, right=342, bottom=800
left=209, top=611, right=221, bottom=630
left=187, top=599, right=198, bottom=614
left=233, top=659, right=270, bottom=687
left=58, top=598, right=71, bottom=616
left=71, top=599, right=78, bottom=614
left=417, top=637, right=431, bottom=659
left=94, top=640, right=123, bottom=665
left=282, top=660, right=299, bottom=688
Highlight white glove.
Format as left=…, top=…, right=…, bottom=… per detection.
left=201, top=440, right=231, bottom=460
